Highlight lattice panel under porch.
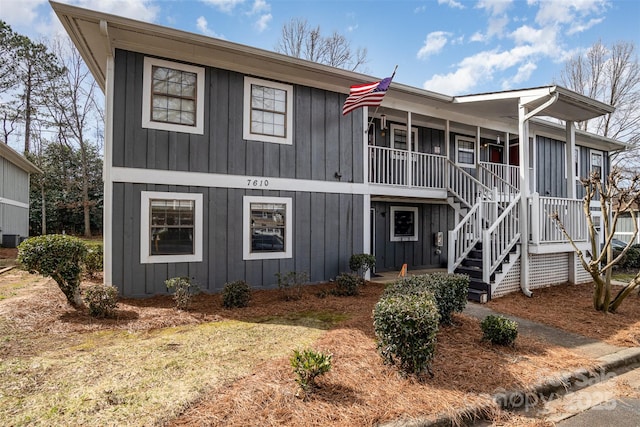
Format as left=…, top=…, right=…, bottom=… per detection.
left=574, top=253, right=593, bottom=284
left=492, top=258, right=521, bottom=298
left=529, top=253, right=569, bottom=289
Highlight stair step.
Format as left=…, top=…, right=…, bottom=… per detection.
left=467, top=288, right=488, bottom=304
left=462, top=258, right=482, bottom=268
left=455, top=266, right=495, bottom=281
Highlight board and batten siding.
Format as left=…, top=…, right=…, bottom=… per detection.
left=112, top=183, right=364, bottom=296
left=112, top=49, right=363, bottom=184
left=0, top=156, right=31, bottom=238
left=371, top=201, right=454, bottom=272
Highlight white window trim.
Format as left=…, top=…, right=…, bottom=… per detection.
left=243, top=195, right=293, bottom=260
left=575, top=147, right=581, bottom=182
left=455, top=135, right=476, bottom=168
left=590, top=149, right=603, bottom=177
left=141, top=57, right=205, bottom=135
left=390, top=124, right=418, bottom=151
left=140, top=191, right=203, bottom=264
left=243, top=76, right=293, bottom=145
left=390, top=206, right=419, bottom=242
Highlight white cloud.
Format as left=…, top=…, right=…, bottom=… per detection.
left=201, top=0, right=246, bottom=13
left=567, top=17, right=604, bottom=35
left=437, top=0, right=465, bottom=9
left=532, top=0, right=608, bottom=27
left=423, top=67, right=478, bottom=95
left=417, top=31, right=451, bottom=60
left=347, top=24, right=358, bottom=33
left=249, top=0, right=269, bottom=14
left=501, top=61, right=537, bottom=89
left=254, top=13, right=271, bottom=32
left=414, top=5, right=427, bottom=13
left=476, top=0, right=513, bottom=16
left=0, top=0, right=47, bottom=26
left=76, top=0, right=159, bottom=22
left=196, top=16, right=224, bottom=38
left=470, top=32, right=486, bottom=42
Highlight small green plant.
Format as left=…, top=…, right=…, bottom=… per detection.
left=84, top=284, right=118, bottom=317
left=275, top=271, right=309, bottom=301
left=332, top=272, right=363, bottom=296
left=84, top=242, right=104, bottom=278
left=373, top=291, right=440, bottom=377
left=481, top=314, right=518, bottom=346
left=349, top=253, right=376, bottom=278
left=290, top=348, right=332, bottom=394
left=17, top=234, right=88, bottom=308
left=222, top=280, right=251, bottom=308
left=165, top=276, right=200, bottom=310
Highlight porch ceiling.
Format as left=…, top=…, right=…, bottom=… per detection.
left=453, top=86, right=614, bottom=123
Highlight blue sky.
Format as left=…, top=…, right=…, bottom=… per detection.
left=1, top=0, right=639, bottom=95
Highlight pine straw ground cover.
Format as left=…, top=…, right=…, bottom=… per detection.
left=0, top=270, right=607, bottom=427
left=487, top=282, right=640, bottom=347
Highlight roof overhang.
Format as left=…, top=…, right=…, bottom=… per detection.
left=0, top=144, right=42, bottom=174
left=453, top=86, right=615, bottom=123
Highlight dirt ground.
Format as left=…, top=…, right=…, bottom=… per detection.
left=1, top=270, right=639, bottom=426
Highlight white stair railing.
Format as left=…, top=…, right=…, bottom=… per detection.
left=447, top=160, right=492, bottom=209
left=448, top=199, right=483, bottom=273
left=482, top=193, right=522, bottom=284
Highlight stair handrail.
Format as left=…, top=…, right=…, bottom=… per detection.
left=477, top=162, right=519, bottom=201
left=446, top=160, right=492, bottom=209
left=482, top=192, right=522, bottom=284
left=448, top=197, right=483, bottom=273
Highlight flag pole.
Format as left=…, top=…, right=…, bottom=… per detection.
left=366, top=65, right=398, bottom=133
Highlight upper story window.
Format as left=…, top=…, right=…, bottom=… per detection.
left=590, top=150, right=603, bottom=179
left=142, top=57, right=205, bottom=134
left=456, top=135, right=476, bottom=168
left=140, top=191, right=203, bottom=264
left=243, top=77, right=293, bottom=145
left=390, top=124, right=417, bottom=151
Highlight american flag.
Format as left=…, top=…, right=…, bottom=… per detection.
left=342, top=76, right=393, bottom=115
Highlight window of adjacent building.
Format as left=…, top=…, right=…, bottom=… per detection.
left=590, top=150, right=603, bottom=178
left=243, top=77, right=293, bottom=145
left=456, top=135, right=476, bottom=167
left=390, top=124, right=417, bottom=151
left=243, top=196, right=293, bottom=260
left=390, top=206, right=419, bottom=242
left=140, top=191, right=203, bottom=264
left=142, top=57, right=205, bottom=134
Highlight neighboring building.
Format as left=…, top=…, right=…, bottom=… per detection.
left=0, top=143, right=41, bottom=247
left=53, top=2, right=627, bottom=299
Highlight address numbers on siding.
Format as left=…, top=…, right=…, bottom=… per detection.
left=247, top=178, right=269, bottom=187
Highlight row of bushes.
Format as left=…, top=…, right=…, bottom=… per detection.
left=614, top=244, right=640, bottom=270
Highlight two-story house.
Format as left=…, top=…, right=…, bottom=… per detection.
left=53, top=2, right=627, bottom=300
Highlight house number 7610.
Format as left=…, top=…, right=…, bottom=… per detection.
left=247, top=179, right=269, bottom=187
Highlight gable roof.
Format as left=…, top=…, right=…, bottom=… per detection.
left=0, top=143, right=42, bottom=174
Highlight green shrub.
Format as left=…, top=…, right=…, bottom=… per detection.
left=373, top=291, right=440, bottom=377
left=384, top=273, right=469, bottom=325
left=614, top=247, right=640, bottom=270
left=275, top=271, right=309, bottom=301
left=290, top=348, right=332, bottom=394
left=84, top=242, right=104, bottom=278
left=165, top=276, right=200, bottom=310
left=481, top=314, right=518, bottom=346
left=222, top=280, right=251, bottom=308
left=332, top=272, right=363, bottom=296
left=84, top=284, right=118, bottom=317
left=17, top=234, right=88, bottom=308
left=349, top=253, right=376, bottom=278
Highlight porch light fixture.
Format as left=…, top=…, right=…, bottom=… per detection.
left=380, top=114, right=387, bottom=130
left=496, top=135, right=501, bottom=144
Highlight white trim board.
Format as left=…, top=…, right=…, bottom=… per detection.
left=0, top=198, right=29, bottom=209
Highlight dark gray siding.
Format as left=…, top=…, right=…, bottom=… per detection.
left=536, top=135, right=567, bottom=198
left=112, top=183, right=364, bottom=296
left=371, top=201, right=454, bottom=272
left=112, top=49, right=363, bottom=183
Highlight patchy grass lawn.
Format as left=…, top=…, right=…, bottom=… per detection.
left=0, top=271, right=616, bottom=426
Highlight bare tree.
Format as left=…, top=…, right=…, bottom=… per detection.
left=551, top=168, right=640, bottom=313
left=275, top=17, right=368, bottom=72
left=558, top=40, right=640, bottom=169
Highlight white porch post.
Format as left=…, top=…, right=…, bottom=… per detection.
left=476, top=126, right=481, bottom=169
left=407, top=111, right=412, bottom=187
left=566, top=121, right=576, bottom=199
left=102, top=32, right=115, bottom=287
left=518, top=101, right=532, bottom=296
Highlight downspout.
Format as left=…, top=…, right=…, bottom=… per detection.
left=517, top=91, right=559, bottom=298
left=100, top=20, right=115, bottom=286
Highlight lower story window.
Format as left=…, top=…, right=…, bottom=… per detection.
left=243, top=196, right=292, bottom=260
left=140, top=191, right=203, bottom=264
left=390, top=206, right=419, bottom=242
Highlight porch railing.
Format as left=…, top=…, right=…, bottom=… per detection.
left=482, top=193, right=521, bottom=284
left=448, top=200, right=483, bottom=272
left=368, top=146, right=446, bottom=189
left=530, top=193, right=587, bottom=244
left=478, top=162, right=519, bottom=202
left=479, top=162, right=520, bottom=190
left=447, top=160, right=492, bottom=209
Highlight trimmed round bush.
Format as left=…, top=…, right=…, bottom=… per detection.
left=614, top=247, right=640, bottom=270
left=349, top=253, right=376, bottom=278
left=18, top=234, right=88, bottom=308
left=373, top=291, right=440, bottom=377
left=84, top=242, right=104, bottom=277
left=333, top=272, right=363, bottom=296
left=290, top=348, right=332, bottom=393
left=481, top=314, right=518, bottom=346
left=165, top=276, right=200, bottom=310
left=84, top=284, right=118, bottom=317
left=222, top=280, right=251, bottom=308
left=384, top=273, right=469, bottom=325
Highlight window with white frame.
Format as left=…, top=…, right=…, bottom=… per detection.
left=142, top=57, right=205, bottom=134
left=140, top=191, right=203, bottom=264
left=456, top=135, right=476, bottom=167
left=390, top=206, right=419, bottom=242
left=243, top=77, right=293, bottom=145
left=243, top=196, right=293, bottom=260
left=575, top=147, right=581, bottom=181
left=390, top=124, right=417, bottom=151
left=590, top=150, right=603, bottom=179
